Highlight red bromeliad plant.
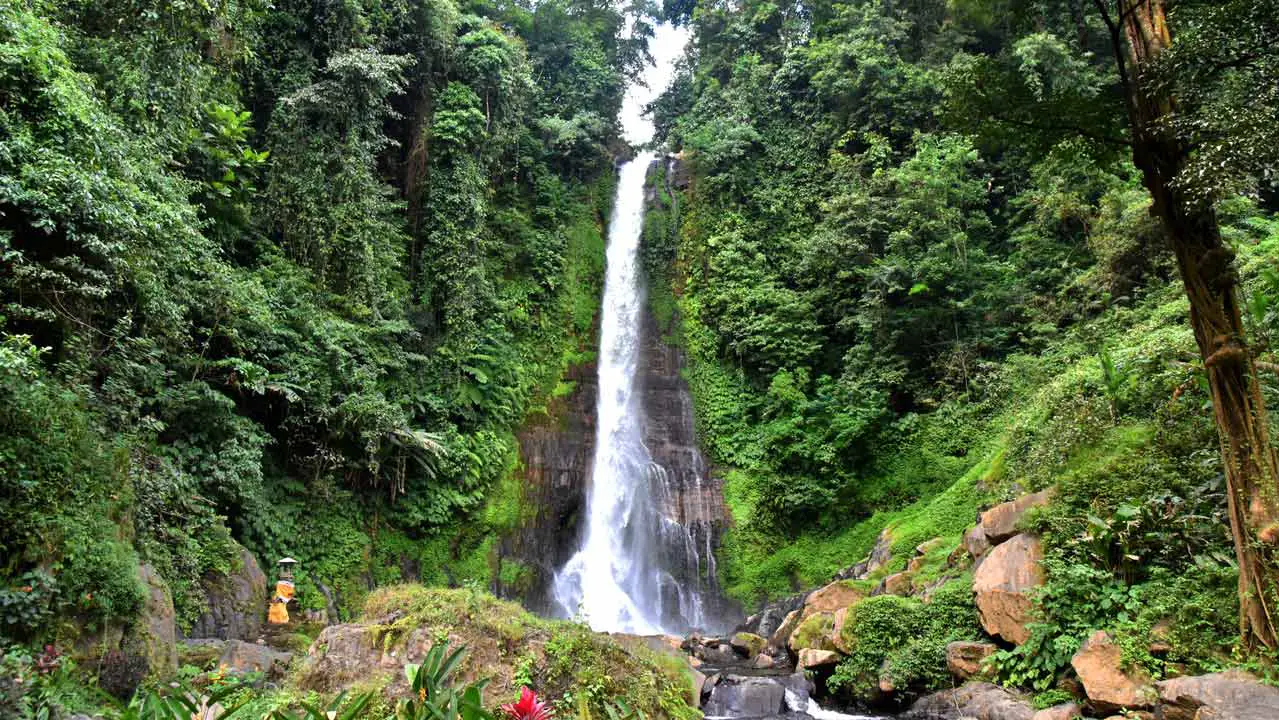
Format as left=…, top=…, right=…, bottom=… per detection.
left=501, top=687, right=553, bottom=720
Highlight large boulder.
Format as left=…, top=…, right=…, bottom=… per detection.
left=866, top=529, right=894, bottom=575
left=737, top=593, right=806, bottom=640
left=300, top=586, right=696, bottom=715
left=706, top=680, right=782, bottom=716
left=300, top=623, right=392, bottom=692
left=964, top=525, right=991, bottom=559
left=189, top=543, right=267, bottom=641
left=836, top=528, right=894, bottom=581
left=730, top=632, right=765, bottom=658
left=797, top=649, right=841, bottom=671
left=1070, top=631, right=1155, bottom=713
left=690, top=638, right=738, bottom=665
left=973, top=533, right=1043, bottom=645
left=124, top=564, right=178, bottom=678
left=801, top=580, right=865, bottom=618
left=831, top=607, right=853, bottom=654
left=946, top=641, right=997, bottom=680
left=878, top=571, right=912, bottom=596
left=981, top=489, right=1054, bottom=544
left=769, top=610, right=802, bottom=651
left=903, top=682, right=1035, bottom=720
left=703, top=672, right=811, bottom=716
left=219, top=640, right=293, bottom=679
left=789, top=613, right=837, bottom=652
left=1155, top=670, right=1279, bottom=720
left=701, top=675, right=788, bottom=717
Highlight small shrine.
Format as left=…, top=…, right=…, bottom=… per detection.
left=267, top=557, right=298, bottom=625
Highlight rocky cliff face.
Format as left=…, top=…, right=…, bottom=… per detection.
left=639, top=308, right=735, bottom=628
left=499, top=311, right=735, bottom=629
left=498, top=360, right=597, bottom=614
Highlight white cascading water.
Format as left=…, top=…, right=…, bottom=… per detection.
left=552, top=22, right=699, bottom=635
left=552, top=152, right=665, bottom=634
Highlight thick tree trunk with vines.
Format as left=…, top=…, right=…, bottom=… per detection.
left=1103, top=0, right=1279, bottom=649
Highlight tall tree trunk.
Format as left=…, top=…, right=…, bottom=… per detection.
left=1099, top=0, right=1279, bottom=649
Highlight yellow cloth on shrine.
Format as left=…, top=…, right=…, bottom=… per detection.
left=268, top=579, right=295, bottom=624
left=268, top=601, right=289, bottom=624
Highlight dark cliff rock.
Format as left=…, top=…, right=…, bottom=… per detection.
left=498, top=360, right=597, bottom=614
left=188, top=542, right=267, bottom=641
left=499, top=310, right=737, bottom=628
left=639, top=308, right=736, bottom=629
left=501, top=153, right=734, bottom=629
left=737, top=593, right=809, bottom=641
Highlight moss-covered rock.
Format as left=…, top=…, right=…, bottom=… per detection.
left=189, top=542, right=267, bottom=641
left=789, top=612, right=837, bottom=652
left=124, top=564, right=178, bottom=679
left=298, top=585, right=698, bottom=719
left=731, top=632, right=766, bottom=657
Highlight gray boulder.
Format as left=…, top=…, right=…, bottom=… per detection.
left=1155, top=670, right=1279, bottom=720
left=904, top=682, right=1035, bottom=720
left=703, top=675, right=788, bottom=717
left=702, top=672, right=810, bottom=718
left=189, top=543, right=267, bottom=641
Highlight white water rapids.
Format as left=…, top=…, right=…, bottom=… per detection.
left=551, top=21, right=703, bottom=635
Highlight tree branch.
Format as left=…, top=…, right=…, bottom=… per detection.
left=1093, top=0, right=1136, bottom=118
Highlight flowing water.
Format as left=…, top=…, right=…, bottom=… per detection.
left=550, top=21, right=721, bottom=635
left=551, top=152, right=668, bottom=634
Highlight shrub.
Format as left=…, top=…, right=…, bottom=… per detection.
left=829, top=579, right=980, bottom=701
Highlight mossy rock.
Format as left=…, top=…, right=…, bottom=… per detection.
left=789, top=612, right=837, bottom=652
left=298, top=586, right=698, bottom=720
left=270, top=632, right=314, bottom=654
left=125, top=564, right=178, bottom=679
left=731, top=632, right=766, bottom=657
left=837, top=595, right=922, bottom=657
left=178, top=640, right=226, bottom=670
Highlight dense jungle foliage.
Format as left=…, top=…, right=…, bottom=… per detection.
left=645, top=0, right=1279, bottom=688
left=0, top=0, right=645, bottom=640
left=7, top=0, right=1279, bottom=714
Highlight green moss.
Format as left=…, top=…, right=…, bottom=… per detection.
left=831, top=579, right=980, bottom=701
left=732, top=632, right=766, bottom=657
left=790, top=613, right=836, bottom=651
left=718, top=454, right=989, bottom=605
left=352, top=586, right=698, bottom=720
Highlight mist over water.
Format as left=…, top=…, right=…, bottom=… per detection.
left=551, top=21, right=713, bottom=635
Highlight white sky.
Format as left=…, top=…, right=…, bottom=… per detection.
left=620, top=22, right=691, bottom=146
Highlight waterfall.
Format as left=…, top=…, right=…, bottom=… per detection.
left=551, top=22, right=715, bottom=635
left=552, top=152, right=668, bottom=634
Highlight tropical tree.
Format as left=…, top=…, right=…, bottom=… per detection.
left=1091, top=0, right=1279, bottom=650
left=954, top=0, right=1279, bottom=648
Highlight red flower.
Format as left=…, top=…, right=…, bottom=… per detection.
left=501, top=687, right=553, bottom=720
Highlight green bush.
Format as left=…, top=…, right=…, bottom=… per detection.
left=829, top=580, right=979, bottom=701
